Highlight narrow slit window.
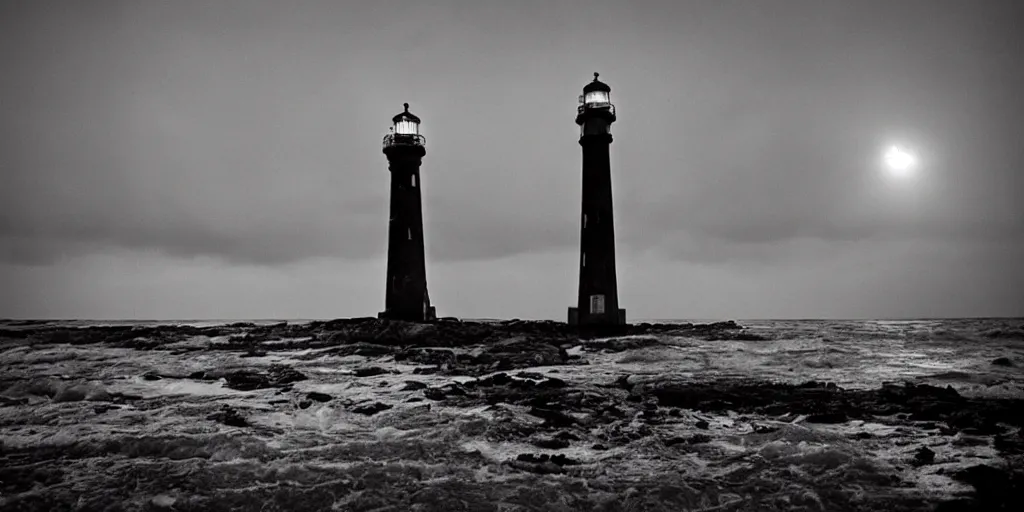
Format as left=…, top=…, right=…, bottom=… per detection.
left=583, top=214, right=587, bottom=228
left=408, top=228, right=412, bottom=240
left=582, top=253, right=586, bottom=267
left=411, top=175, right=417, bottom=187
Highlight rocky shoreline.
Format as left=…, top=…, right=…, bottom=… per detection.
left=1, top=319, right=1022, bottom=511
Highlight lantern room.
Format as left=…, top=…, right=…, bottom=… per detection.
left=393, top=103, right=420, bottom=134
left=384, top=103, right=426, bottom=149
left=581, top=73, right=611, bottom=106
left=576, top=73, right=616, bottom=135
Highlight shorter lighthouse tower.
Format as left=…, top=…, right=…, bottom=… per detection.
left=569, top=73, right=626, bottom=328
left=379, top=103, right=436, bottom=322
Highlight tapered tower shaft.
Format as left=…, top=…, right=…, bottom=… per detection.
left=380, top=103, right=435, bottom=322
left=569, top=73, right=626, bottom=327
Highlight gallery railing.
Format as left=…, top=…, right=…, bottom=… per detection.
left=577, top=102, right=616, bottom=116
left=382, top=133, right=426, bottom=150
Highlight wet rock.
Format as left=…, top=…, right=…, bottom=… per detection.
left=353, top=366, right=390, bottom=377
left=555, top=431, right=581, bottom=441
left=993, top=434, right=1024, bottom=454
left=537, top=377, right=568, bottom=389
left=395, top=347, right=457, bottom=366
left=509, top=458, right=564, bottom=475
left=1, top=396, right=30, bottom=406
left=400, top=380, right=428, bottom=391
left=474, top=372, right=512, bottom=387
left=207, top=406, right=248, bottom=427
left=550, top=453, right=580, bottom=466
left=644, top=379, right=995, bottom=433
left=52, top=384, right=88, bottom=402
left=948, top=464, right=1024, bottom=510
left=532, top=437, right=570, bottom=449
left=315, top=342, right=395, bottom=358
left=306, top=391, right=333, bottom=402
left=664, top=434, right=712, bottom=447
left=581, top=337, right=660, bottom=353
left=516, top=371, right=546, bottom=380
left=726, top=332, right=770, bottom=341
left=424, top=387, right=448, bottom=401
left=423, top=383, right=469, bottom=401
left=53, top=383, right=109, bottom=402
left=351, top=402, right=392, bottom=415
left=528, top=406, right=577, bottom=427
left=222, top=364, right=307, bottom=391
left=473, top=338, right=566, bottom=372
left=992, top=357, right=1014, bottom=367
left=913, top=446, right=936, bottom=466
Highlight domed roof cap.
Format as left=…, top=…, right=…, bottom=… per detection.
left=582, top=72, right=611, bottom=93
left=392, top=103, right=421, bottom=124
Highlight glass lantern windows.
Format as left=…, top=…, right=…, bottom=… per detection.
left=395, top=119, right=419, bottom=135
left=584, top=90, right=610, bottom=105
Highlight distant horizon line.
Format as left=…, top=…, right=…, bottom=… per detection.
left=2, top=316, right=1021, bottom=324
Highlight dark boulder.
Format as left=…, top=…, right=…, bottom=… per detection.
left=353, top=367, right=390, bottom=377
left=400, top=381, right=428, bottom=391
left=221, top=364, right=307, bottom=391
left=913, top=446, right=936, bottom=466
left=351, top=402, right=392, bottom=415
left=207, top=406, right=248, bottom=427
left=307, top=391, right=333, bottom=402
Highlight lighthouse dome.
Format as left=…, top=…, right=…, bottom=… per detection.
left=582, top=73, right=611, bottom=94
left=392, top=103, right=421, bottom=135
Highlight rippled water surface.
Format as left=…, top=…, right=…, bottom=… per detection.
left=1, top=318, right=1022, bottom=511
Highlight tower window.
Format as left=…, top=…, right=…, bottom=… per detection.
left=408, top=228, right=412, bottom=240
left=411, top=175, right=417, bottom=187
left=582, top=253, right=586, bottom=267
left=583, top=214, right=587, bottom=228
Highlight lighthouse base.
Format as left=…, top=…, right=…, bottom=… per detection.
left=567, top=307, right=626, bottom=326
left=378, top=306, right=436, bottom=323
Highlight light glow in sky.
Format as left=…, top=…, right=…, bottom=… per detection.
left=883, top=145, right=918, bottom=178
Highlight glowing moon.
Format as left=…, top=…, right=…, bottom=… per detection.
left=883, top=145, right=917, bottom=177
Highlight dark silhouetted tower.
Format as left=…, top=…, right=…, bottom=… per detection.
left=569, top=73, right=626, bottom=327
left=379, top=103, right=436, bottom=322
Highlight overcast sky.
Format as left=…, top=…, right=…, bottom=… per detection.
left=2, top=0, right=1022, bottom=320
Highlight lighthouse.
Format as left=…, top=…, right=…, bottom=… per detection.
left=379, top=103, right=436, bottom=322
left=568, top=73, right=626, bottom=327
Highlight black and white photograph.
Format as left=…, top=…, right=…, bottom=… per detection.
left=1, top=1, right=1022, bottom=510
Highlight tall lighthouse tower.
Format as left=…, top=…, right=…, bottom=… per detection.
left=379, top=103, right=436, bottom=322
left=569, top=73, right=626, bottom=327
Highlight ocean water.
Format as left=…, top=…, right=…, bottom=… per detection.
left=1, top=318, right=1022, bottom=511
